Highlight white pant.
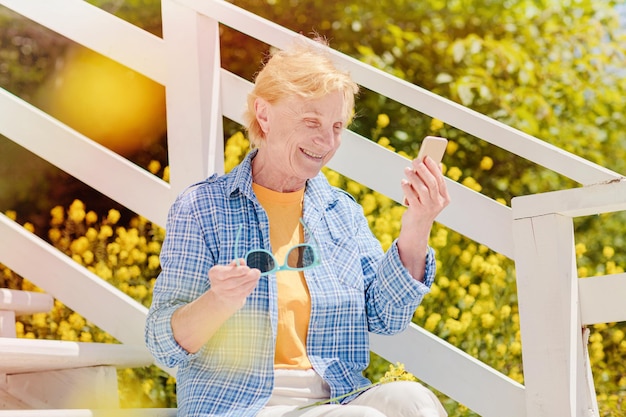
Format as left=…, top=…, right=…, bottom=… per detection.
left=258, top=369, right=447, bottom=417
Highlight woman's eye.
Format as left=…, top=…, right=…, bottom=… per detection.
left=305, top=119, right=320, bottom=128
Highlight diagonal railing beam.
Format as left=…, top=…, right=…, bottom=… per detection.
left=0, top=0, right=166, bottom=84
left=0, top=89, right=171, bottom=227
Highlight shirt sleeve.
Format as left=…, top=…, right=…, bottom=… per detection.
left=360, top=217, right=437, bottom=335
left=144, top=192, right=212, bottom=368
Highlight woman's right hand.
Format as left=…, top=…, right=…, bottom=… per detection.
left=171, top=260, right=261, bottom=353
left=208, top=260, right=262, bottom=313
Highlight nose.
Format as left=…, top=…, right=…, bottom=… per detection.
left=315, top=125, right=336, bottom=147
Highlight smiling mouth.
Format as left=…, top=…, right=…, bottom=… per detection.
left=301, top=148, right=324, bottom=159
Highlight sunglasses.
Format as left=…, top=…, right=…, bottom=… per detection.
left=234, top=219, right=321, bottom=276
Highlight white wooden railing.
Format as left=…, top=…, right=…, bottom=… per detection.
left=0, top=1, right=624, bottom=416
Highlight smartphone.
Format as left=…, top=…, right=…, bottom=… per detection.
left=416, top=136, right=448, bottom=164
left=403, top=136, right=448, bottom=206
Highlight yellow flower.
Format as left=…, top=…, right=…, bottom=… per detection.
left=346, top=180, right=364, bottom=197
left=107, top=209, right=121, bottom=225
left=15, top=321, right=24, bottom=337
left=376, top=113, right=390, bottom=128
left=378, top=136, right=390, bottom=148
left=462, top=176, right=483, bottom=192
left=23, top=222, right=35, bottom=233
left=602, top=246, right=615, bottom=259
left=500, top=305, right=512, bottom=319
left=481, top=313, right=496, bottom=329
left=424, top=313, right=442, bottom=332
left=72, top=254, right=83, bottom=265
left=438, top=276, right=450, bottom=288
left=50, top=205, right=65, bottom=226
left=80, top=332, right=93, bottom=342
left=99, top=225, right=114, bottom=239
left=163, top=166, right=170, bottom=182
left=32, top=313, right=47, bottom=328
left=479, top=156, right=494, bottom=170
left=575, top=243, right=587, bottom=257
left=468, top=284, right=480, bottom=297
left=379, top=362, right=417, bottom=383
left=430, top=118, right=443, bottom=131
left=510, top=341, right=522, bottom=355
left=85, top=227, right=98, bottom=242
left=361, top=194, right=377, bottom=216
left=414, top=305, right=425, bottom=319
left=68, top=200, right=86, bottom=223
left=447, top=166, right=462, bottom=181
left=70, top=236, right=90, bottom=255
left=148, top=160, right=161, bottom=175
left=444, top=318, right=464, bottom=335
left=429, top=283, right=441, bottom=298
left=5, top=210, right=17, bottom=221
left=447, top=306, right=460, bottom=319
left=480, top=282, right=491, bottom=297
left=445, top=140, right=458, bottom=154
left=456, top=274, right=469, bottom=288
left=148, top=255, right=161, bottom=270
left=611, top=329, right=624, bottom=344
left=323, top=168, right=342, bottom=187
left=430, top=228, right=448, bottom=248
left=461, top=294, right=475, bottom=309
left=85, top=211, right=98, bottom=225
left=83, top=250, right=94, bottom=265
left=116, top=267, right=131, bottom=282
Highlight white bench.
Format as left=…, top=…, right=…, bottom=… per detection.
left=0, top=289, right=155, bottom=410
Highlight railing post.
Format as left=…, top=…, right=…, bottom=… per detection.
left=512, top=211, right=598, bottom=417
left=161, top=0, right=224, bottom=197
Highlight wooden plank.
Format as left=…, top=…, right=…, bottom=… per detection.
left=370, top=323, right=526, bottom=417
left=512, top=179, right=626, bottom=219
left=0, top=338, right=153, bottom=374
left=579, top=273, right=626, bottom=325
left=0, top=289, right=53, bottom=316
left=512, top=215, right=598, bottom=416
left=161, top=0, right=224, bottom=191
left=0, top=311, right=16, bottom=338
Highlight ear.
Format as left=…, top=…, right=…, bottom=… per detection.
left=254, top=98, right=270, bottom=134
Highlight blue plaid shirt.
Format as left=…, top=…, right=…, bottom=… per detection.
left=145, top=150, right=436, bottom=416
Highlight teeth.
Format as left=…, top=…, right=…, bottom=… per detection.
left=302, top=149, right=323, bottom=159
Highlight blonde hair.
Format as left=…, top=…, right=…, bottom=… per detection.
left=243, top=37, right=359, bottom=148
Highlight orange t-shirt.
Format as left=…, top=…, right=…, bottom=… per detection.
left=252, top=183, right=312, bottom=370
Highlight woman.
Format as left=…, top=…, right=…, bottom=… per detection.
left=145, top=37, right=449, bottom=417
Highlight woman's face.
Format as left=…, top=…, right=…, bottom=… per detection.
left=253, top=90, right=346, bottom=190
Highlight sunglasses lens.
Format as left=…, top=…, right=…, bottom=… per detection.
left=246, top=251, right=275, bottom=274
left=286, top=245, right=316, bottom=269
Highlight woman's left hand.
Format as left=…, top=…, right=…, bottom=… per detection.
left=397, top=156, right=450, bottom=280
left=401, top=156, right=450, bottom=225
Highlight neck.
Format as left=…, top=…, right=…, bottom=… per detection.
left=251, top=152, right=306, bottom=192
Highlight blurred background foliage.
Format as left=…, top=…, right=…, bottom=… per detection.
left=1, top=0, right=625, bottom=415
